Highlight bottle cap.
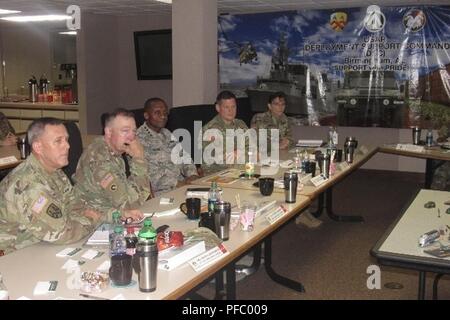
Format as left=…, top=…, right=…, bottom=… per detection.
left=112, top=211, right=120, bottom=220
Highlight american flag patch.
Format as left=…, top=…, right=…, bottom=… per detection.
left=32, top=195, right=48, bottom=214
left=100, top=173, right=114, bottom=189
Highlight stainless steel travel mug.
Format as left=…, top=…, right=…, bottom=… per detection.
left=284, top=171, right=298, bottom=203
left=214, top=201, right=231, bottom=241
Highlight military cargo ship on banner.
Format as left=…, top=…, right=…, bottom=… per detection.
left=246, top=34, right=323, bottom=117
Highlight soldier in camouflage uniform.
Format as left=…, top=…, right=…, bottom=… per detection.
left=72, top=109, right=152, bottom=222
left=200, top=91, right=250, bottom=175
left=0, top=111, right=17, bottom=146
left=431, top=128, right=450, bottom=191
left=0, top=118, right=98, bottom=256
left=137, top=98, right=201, bottom=196
left=250, top=91, right=293, bottom=153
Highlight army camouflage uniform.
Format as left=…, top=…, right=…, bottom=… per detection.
left=251, top=111, right=293, bottom=153
left=0, top=112, right=15, bottom=141
left=72, top=137, right=151, bottom=221
left=431, top=130, right=450, bottom=191
left=200, top=115, right=249, bottom=175
left=0, top=154, right=93, bottom=255
left=136, top=123, right=198, bottom=196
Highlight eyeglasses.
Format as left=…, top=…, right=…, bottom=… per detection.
left=117, top=128, right=136, bottom=136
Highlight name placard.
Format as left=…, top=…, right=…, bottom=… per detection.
left=0, top=156, right=18, bottom=165
left=310, top=174, right=328, bottom=187
left=265, top=206, right=287, bottom=225
left=338, top=162, right=350, bottom=171
left=189, top=244, right=229, bottom=272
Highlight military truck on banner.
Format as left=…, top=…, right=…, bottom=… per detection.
left=335, top=70, right=406, bottom=127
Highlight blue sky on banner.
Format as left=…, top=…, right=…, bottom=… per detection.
left=218, top=5, right=450, bottom=85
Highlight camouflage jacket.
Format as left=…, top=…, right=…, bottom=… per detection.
left=0, top=154, right=92, bottom=255
left=0, top=112, right=15, bottom=141
left=72, top=137, right=151, bottom=221
left=200, top=115, right=249, bottom=175
left=250, top=111, right=293, bottom=150
left=137, top=123, right=197, bottom=196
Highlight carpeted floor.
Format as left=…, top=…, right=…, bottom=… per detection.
left=196, top=169, right=450, bottom=300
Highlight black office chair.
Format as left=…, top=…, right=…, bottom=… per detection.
left=62, top=121, right=83, bottom=185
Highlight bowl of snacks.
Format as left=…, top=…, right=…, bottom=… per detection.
left=80, top=271, right=109, bottom=293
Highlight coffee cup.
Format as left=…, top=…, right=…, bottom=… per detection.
left=198, top=211, right=215, bottom=232
left=259, top=177, right=274, bottom=196
left=304, top=161, right=316, bottom=177
left=180, top=197, right=201, bottom=220
left=109, top=253, right=133, bottom=287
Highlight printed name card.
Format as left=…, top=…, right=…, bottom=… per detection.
left=0, top=156, right=18, bottom=165
left=310, top=174, right=328, bottom=187
left=359, top=145, right=369, bottom=155
left=338, top=162, right=350, bottom=171
left=265, top=206, right=287, bottom=225
left=189, top=244, right=229, bottom=272
left=395, top=144, right=424, bottom=152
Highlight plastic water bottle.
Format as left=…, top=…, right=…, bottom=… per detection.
left=0, top=273, right=9, bottom=300
left=426, top=129, right=433, bottom=147
left=108, top=211, right=121, bottom=253
left=208, top=181, right=222, bottom=213
left=110, top=226, right=127, bottom=256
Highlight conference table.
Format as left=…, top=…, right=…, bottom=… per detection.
left=0, top=185, right=310, bottom=300
left=379, top=143, right=450, bottom=189
left=371, top=189, right=450, bottom=300
left=192, top=144, right=379, bottom=222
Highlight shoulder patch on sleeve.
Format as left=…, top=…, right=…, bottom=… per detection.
left=100, top=173, right=114, bottom=189
left=46, top=203, right=63, bottom=219
left=32, top=195, right=48, bottom=214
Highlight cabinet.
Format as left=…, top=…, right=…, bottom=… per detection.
left=0, top=102, right=79, bottom=133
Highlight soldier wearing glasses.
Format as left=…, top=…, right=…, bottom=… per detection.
left=72, top=109, right=152, bottom=223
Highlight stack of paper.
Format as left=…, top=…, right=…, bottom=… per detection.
left=296, top=139, right=323, bottom=148
left=86, top=224, right=109, bottom=245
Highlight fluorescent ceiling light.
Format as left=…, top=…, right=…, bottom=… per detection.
left=59, top=31, right=77, bottom=35
left=0, top=9, right=21, bottom=14
left=155, top=0, right=172, bottom=4
left=0, top=14, right=70, bottom=22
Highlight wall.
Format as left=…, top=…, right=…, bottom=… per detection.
left=117, top=14, right=172, bottom=110
left=292, top=125, right=426, bottom=172
left=77, top=12, right=120, bottom=134
left=0, top=22, right=53, bottom=96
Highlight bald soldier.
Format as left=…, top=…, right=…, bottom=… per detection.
left=0, top=118, right=98, bottom=256
left=137, top=97, right=201, bottom=196
left=72, top=109, right=151, bottom=222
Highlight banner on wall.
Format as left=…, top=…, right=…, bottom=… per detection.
left=218, top=5, right=450, bottom=133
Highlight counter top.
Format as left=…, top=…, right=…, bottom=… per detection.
left=0, top=101, right=78, bottom=111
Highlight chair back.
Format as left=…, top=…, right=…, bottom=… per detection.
left=62, top=121, right=82, bottom=184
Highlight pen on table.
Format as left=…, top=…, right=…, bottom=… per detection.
left=79, top=293, right=109, bottom=300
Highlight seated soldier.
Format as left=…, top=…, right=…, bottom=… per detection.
left=72, top=109, right=152, bottom=223
left=201, top=90, right=250, bottom=175
left=0, top=112, right=17, bottom=146
left=137, top=97, right=202, bottom=196
left=0, top=118, right=99, bottom=256
left=251, top=91, right=293, bottom=152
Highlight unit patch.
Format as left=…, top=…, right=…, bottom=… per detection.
left=46, top=203, right=63, bottom=218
